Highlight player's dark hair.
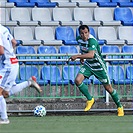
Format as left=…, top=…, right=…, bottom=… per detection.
left=79, top=25, right=90, bottom=33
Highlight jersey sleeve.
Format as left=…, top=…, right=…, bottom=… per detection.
left=88, top=38, right=97, bottom=51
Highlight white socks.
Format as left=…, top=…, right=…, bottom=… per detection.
left=9, top=81, right=30, bottom=96
left=0, top=95, right=8, bottom=120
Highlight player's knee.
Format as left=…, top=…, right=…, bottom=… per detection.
left=2, top=90, right=9, bottom=98
left=75, top=77, right=82, bottom=86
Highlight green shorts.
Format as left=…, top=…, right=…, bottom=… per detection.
left=78, top=65, right=111, bottom=85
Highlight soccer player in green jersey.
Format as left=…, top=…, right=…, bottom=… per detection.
left=69, top=25, right=124, bottom=116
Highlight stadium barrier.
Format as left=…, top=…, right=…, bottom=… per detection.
left=12, top=53, right=133, bottom=105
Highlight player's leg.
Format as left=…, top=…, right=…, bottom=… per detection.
left=75, top=65, right=94, bottom=111
left=3, top=76, right=42, bottom=98
left=94, top=70, right=124, bottom=116
left=103, top=84, right=124, bottom=116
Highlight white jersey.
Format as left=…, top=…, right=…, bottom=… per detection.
left=0, top=25, right=17, bottom=68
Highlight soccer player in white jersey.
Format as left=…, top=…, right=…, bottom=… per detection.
left=69, top=25, right=124, bottom=116
left=0, top=25, right=42, bottom=124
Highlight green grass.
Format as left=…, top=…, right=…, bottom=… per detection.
left=0, top=115, right=133, bottom=133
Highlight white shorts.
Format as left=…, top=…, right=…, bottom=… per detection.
left=0, top=63, right=19, bottom=91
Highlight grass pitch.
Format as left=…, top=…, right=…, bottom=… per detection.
left=0, top=115, right=133, bottom=133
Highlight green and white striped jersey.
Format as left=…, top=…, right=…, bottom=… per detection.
left=76, top=35, right=106, bottom=71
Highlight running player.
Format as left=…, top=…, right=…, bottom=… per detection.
left=69, top=25, right=124, bottom=116
left=0, top=24, right=42, bottom=124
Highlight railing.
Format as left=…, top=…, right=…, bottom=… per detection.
left=12, top=53, right=133, bottom=104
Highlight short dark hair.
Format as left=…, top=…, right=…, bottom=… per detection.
left=78, top=25, right=89, bottom=33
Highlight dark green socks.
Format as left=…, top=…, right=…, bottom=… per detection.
left=78, top=82, right=92, bottom=100
left=110, top=89, right=122, bottom=108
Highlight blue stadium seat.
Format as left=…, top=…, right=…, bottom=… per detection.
left=76, top=26, right=105, bottom=45
left=16, top=46, right=38, bottom=65
left=8, top=0, right=35, bottom=7
left=19, top=66, right=39, bottom=82
left=121, top=45, right=133, bottom=64
left=90, top=0, right=117, bottom=7
left=101, top=45, right=124, bottom=64
left=126, top=66, right=133, bottom=83
left=41, top=66, right=69, bottom=85
left=112, top=0, right=133, bottom=7
left=58, top=46, right=80, bottom=65
left=108, top=66, right=129, bottom=84
left=37, top=46, right=62, bottom=65
left=55, top=26, right=78, bottom=45
left=63, top=66, right=91, bottom=85
left=114, top=8, right=133, bottom=26
left=29, top=0, right=57, bottom=7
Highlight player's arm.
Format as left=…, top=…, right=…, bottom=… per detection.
left=11, top=38, right=17, bottom=48
left=69, top=50, right=95, bottom=61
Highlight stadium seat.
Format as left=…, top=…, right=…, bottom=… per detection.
left=41, top=66, right=69, bottom=85
left=51, top=0, right=76, bottom=7
left=53, top=8, right=79, bottom=26
left=101, top=45, right=124, bottom=64
left=11, top=8, right=38, bottom=26
left=55, top=26, right=78, bottom=45
left=31, top=8, right=59, bottom=26
left=108, top=66, right=129, bottom=84
left=0, top=1, right=14, bottom=8
left=13, top=27, right=41, bottom=45
left=121, top=45, right=133, bottom=64
left=58, top=46, right=80, bottom=65
left=37, top=46, right=62, bottom=65
left=114, top=8, right=133, bottom=26
left=118, top=26, right=133, bottom=45
left=16, top=46, right=38, bottom=65
left=126, top=66, right=133, bottom=83
left=8, top=0, right=35, bottom=7
left=35, top=27, right=62, bottom=46
left=62, top=66, right=79, bottom=84
left=29, top=0, right=57, bottom=7
left=97, top=27, right=125, bottom=45
left=73, top=8, right=101, bottom=26
left=90, top=0, right=117, bottom=7
left=71, top=0, right=97, bottom=7
left=0, top=8, right=17, bottom=26
left=76, top=26, right=105, bottom=45
left=94, top=8, right=121, bottom=26
left=19, top=66, right=39, bottom=81
left=112, top=0, right=133, bottom=7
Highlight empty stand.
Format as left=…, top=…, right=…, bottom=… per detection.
left=41, top=66, right=69, bottom=85
left=73, top=8, right=101, bottom=26
left=121, top=45, right=133, bottom=64
left=0, top=8, right=17, bottom=26
left=58, top=45, right=80, bottom=65
left=51, top=0, right=76, bottom=7
left=114, top=7, right=133, bottom=26
left=11, top=8, right=38, bottom=26
left=126, top=66, right=133, bottom=83
left=97, top=27, right=125, bottom=45
left=35, top=27, right=62, bottom=46
left=55, top=26, right=78, bottom=45
left=108, top=66, right=128, bottom=84
left=118, top=26, right=133, bottom=44
left=37, top=46, right=62, bottom=65
left=101, top=45, right=124, bottom=64
left=71, top=0, right=97, bottom=7
left=53, top=8, right=79, bottom=26
left=31, top=8, right=59, bottom=26
left=29, top=0, right=57, bottom=7
left=90, top=0, right=117, bottom=7
left=16, top=46, right=38, bottom=65
left=13, top=27, right=41, bottom=45
left=94, top=8, right=121, bottom=26
left=19, top=66, right=39, bottom=81
left=112, top=0, right=133, bottom=7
